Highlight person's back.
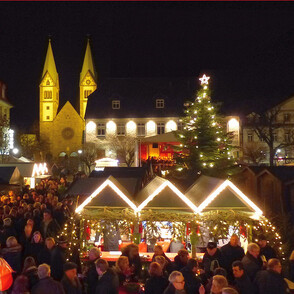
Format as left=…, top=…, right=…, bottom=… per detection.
left=145, top=275, right=169, bottom=294
left=51, top=238, right=68, bottom=281
left=95, top=259, right=119, bottom=294
left=254, top=258, right=289, bottom=294
left=180, top=259, right=201, bottom=294
left=32, top=263, right=65, bottom=294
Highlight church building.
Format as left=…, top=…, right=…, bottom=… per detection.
left=39, top=39, right=97, bottom=159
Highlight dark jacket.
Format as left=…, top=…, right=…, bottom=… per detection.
left=173, top=255, right=187, bottom=272
left=25, top=242, right=45, bottom=264
left=23, top=266, right=39, bottom=290
left=0, top=225, right=17, bottom=247
left=145, top=276, right=169, bottom=294
left=121, top=253, right=142, bottom=278
left=51, top=245, right=67, bottom=281
left=32, top=276, right=65, bottom=294
left=260, top=245, right=277, bottom=261
left=40, top=219, right=61, bottom=239
left=234, top=272, right=257, bottom=294
left=84, top=258, right=99, bottom=294
left=1, top=244, right=22, bottom=273
left=38, top=246, right=54, bottom=265
left=180, top=266, right=201, bottom=294
left=255, top=269, right=290, bottom=294
left=202, top=248, right=224, bottom=278
left=221, top=243, right=245, bottom=281
left=61, top=275, right=83, bottom=294
left=241, top=252, right=263, bottom=281
left=163, top=283, right=187, bottom=294
left=95, top=269, right=119, bottom=294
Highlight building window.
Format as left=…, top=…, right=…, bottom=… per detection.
left=44, top=91, right=52, bottom=99
left=178, top=122, right=183, bottom=131
left=157, top=122, right=165, bottom=135
left=284, top=113, right=291, bottom=122
left=46, top=116, right=50, bottom=120
left=97, top=123, right=106, bottom=136
left=117, top=123, right=125, bottom=136
left=112, top=100, right=120, bottom=109
left=46, top=106, right=50, bottom=110
left=84, top=90, right=92, bottom=99
left=137, top=123, right=145, bottom=136
left=247, top=132, right=253, bottom=142
left=285, top=131, right=290, bottom=143
left=156, top=99, right=164, bottom=108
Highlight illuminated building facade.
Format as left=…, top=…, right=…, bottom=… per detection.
left=39, top=39, right=97, bottom=159
left=85, top=78, right=241, bottom=164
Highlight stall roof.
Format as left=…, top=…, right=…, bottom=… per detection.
left=185, top=175, right=263, bottom=215
left=136, top=176, right=198, bottom=212
left=0, top=167, right=21, bottom=185
left=75, top=176, right=138, bottom=213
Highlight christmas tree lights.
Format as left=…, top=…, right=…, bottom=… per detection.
left=175, top=74, right=234, bottom=175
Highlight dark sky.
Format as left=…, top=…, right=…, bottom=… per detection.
left=1, top=2, right=294, bottom=131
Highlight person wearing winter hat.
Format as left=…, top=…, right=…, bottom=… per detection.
left=61, top=262, right=82, bottom=294
left=203, top=242, right=224, bottom=279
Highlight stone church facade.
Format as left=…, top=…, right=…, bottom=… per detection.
left=39, top=39, right=97, bottom=159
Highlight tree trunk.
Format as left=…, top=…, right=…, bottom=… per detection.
left=269, top=148, right=275, bottom=166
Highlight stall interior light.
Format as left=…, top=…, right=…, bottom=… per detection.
left=137, top=180, right=198, bottom=213
left=196, top=180, right=263, bottom=216
left=75, top=178, right=137, bottom=213
left=32, top=163, right=48, bottom=177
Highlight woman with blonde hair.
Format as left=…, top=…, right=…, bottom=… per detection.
left=113, top=256, right=133, bottom=285
left=211, top=275, right=229, bottom=294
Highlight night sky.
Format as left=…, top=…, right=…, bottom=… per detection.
left=1, top=2, right=294, bottom=131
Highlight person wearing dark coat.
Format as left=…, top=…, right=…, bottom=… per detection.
left=203, top=241, right=224, bottom=279
left=145, top=262, right=169, bottom=294
left=38, top=237, right=55, bottom=265
left=1, top=236, right=22, bottom=274
left=19, top=224, right=33, bottom=259
left=51, top=236, right=68, bottom=281
left=61, top=262, right=83, bottom=294
left=121, top=243, right=142, bottom=278
left=40, top=209, right=61, bottom=239
left=232, top=261, right=257, bottom=294
left=32, top=263, right=65, bottom=294
left=172, top=249, right=189, bottom=272
left=257, top=235, right=277, bottom=261
left=152, top=244, right=171, bottom=264
left=241, top=243, right=263, bottom=281
left=84, top=247, right=101, bottom=294
left=95, top=259, right=119, bottom=294
left=163, top=271, right=187, bottom=294
left=22, top=256, right=39, bottom=290
left=25, top=231, right=45, bottom=264
left=180, top=259, right=202, bottom=294
left=0, top=218, right=17, bottom=247
left=254, top=258, right=289, bottom=294
left=220, top=234, right=245, bottom=282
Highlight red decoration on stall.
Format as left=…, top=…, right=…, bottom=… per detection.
left=0, top=258, right=14, bottom=291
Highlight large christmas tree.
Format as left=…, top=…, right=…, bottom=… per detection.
left=176, top=74, right=234, bottom=175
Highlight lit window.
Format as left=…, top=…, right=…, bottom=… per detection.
left=44, top=91, right=52, bottom=99
left=284, top=113, right=291, bottom=122
left=117, top=123, right=125, bottom=136
left=157, top=122, right=165, bottom=135
left=137, top=123, right=145, bottom=136
left=178, top=122, right=183, bottom=131
left=97, top=123, right=106, bottom=136
left=156, top=99, right=164, bottom=108
left=84, top=90, right=92, bottom=99
left=247, top=132, right=253, bottom=142
left=112, top=100, right=120, bottom=109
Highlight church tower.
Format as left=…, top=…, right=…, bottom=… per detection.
left=79, top=39, right=97, bottom=120
left=39, top=38, right=59, bottom=147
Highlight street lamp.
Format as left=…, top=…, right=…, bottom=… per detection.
left=12, top=148, right=19, bottom=155
left=78, top=149, right=83, bottom=154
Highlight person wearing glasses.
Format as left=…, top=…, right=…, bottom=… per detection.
left=163, top=271, right=186, bottom=294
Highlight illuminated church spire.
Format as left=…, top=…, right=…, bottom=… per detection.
left=80, top=38, right=97, bottom=119
left=42, top=38, right=59, bottom=85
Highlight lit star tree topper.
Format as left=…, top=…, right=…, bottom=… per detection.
left=175, top=74, right=234, bottom=176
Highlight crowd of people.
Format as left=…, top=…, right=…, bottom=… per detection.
left=0, top=177, right=292, bottom=294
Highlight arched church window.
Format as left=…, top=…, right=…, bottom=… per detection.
left=84, top=90, right=92, bottom=99
left=44, top=91, right=52, bottom=99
